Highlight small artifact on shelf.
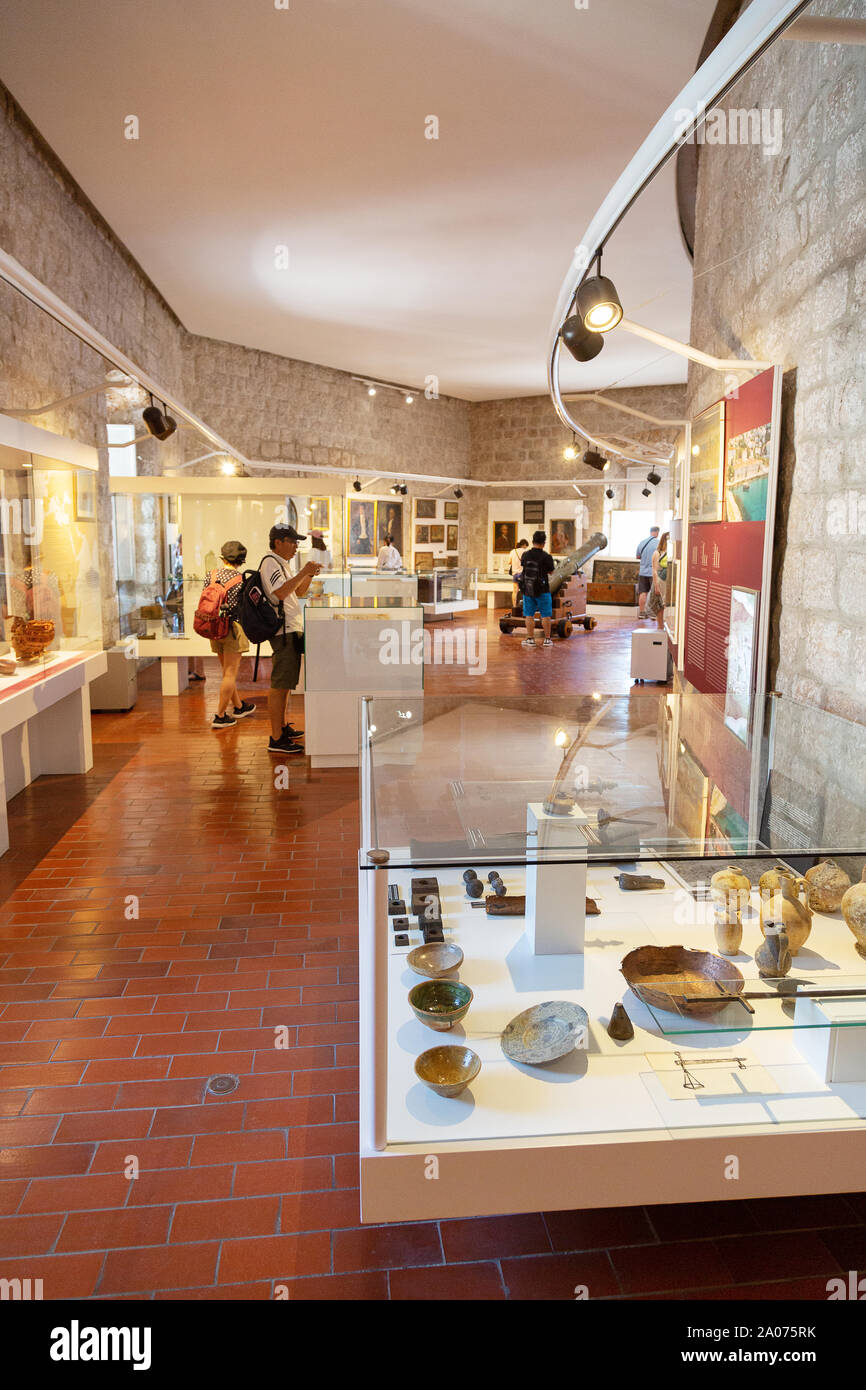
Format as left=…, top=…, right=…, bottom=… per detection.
left=709, top=867, right=751, bottom=922
left=759, top=890, right=812, bottom=954
left=758, top=868, right=804, bottom=902
left=803, top=859, right=851, bottom=913
left=387, top=885, right=407, bottom=917
left=394, top=933, right=409, bottom=947
left=607, top=1002, right=634, bottom=1041
left=841, top=883, right=866, bottom=959
left=485, top=894, right=526, bottom=916
left=462, top=869, right=479, bottom=883
left=621, top=945, right=746, bottom=1016
left=414, top=1044, right=481, bottom=1097
left=391, top=916, right=410, bottom=931
left=0, top=656, right=17, bottom=676
left=466, top=878, right=484, bottom=899
left=501, top=1001, right=589, bottom=1064
left=586, top=896, right=601, bottom=915
left=713, top=903, right=743, bottom=957
left=422, top=923, right=445, bottom=944
left=675, top=1051, right=748, bottom=1091
left=411, top=876, right=440, bottom=915
left=754, top=923, right=792, bottom=979
left=409, top=979, right=473, bottom=1031
left=407, top=942, right=464, bottom=978
left=9, top=617, right=54, bottom=663
left=487, top=872, right=507, bottom=897
left=616, top=872, right=664, bottom=891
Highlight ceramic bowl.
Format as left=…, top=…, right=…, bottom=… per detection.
left=408, top=979, right=473, bottom=1031
left=414, top=1045, right=481, bottom=1097
left=406, top=942, right=464, bottom=979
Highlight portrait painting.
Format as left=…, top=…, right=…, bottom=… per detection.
left=415, top=499, right=437, bottom=519
left=377, top=500, right=403, bottom=552
left=429, top=524, right=445, bottom=544
left=446, top=525, right=458, bottom=550
left=492, top=520, right=516, bottom=554
left=347, top=498, right=375, bottom=557
left=308, top=497, right=330, bottom=531
left=549, top=519, right=575, bottom=555
left=415, top=525, right=429, bottom=544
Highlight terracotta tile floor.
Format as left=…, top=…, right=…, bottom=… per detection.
left=0, top=612, right=863, bottom=1299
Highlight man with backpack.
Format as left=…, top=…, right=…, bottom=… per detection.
left=520, top=530, right=556, bottom=648
left=258, top=524, right=321, bottom=755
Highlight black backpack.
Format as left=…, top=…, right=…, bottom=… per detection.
left=237, top=557, right=284, bottom=644
left=521, top=552, right=545, bottom=599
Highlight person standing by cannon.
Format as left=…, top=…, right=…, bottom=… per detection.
left=520, top=531, right=556, bottom=648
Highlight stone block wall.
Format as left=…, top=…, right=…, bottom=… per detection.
left=687, top=0, right=866, bottom=725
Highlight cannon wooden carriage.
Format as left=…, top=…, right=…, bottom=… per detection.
left=498, top=532, right=608, bottom=640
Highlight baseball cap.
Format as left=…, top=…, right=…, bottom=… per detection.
left=220, top=540, right=247, bottom=564
left=310, top=529, right=324, bottom=539
left=269, top=524, right=306, bottom=545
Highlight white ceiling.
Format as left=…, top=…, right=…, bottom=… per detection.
left=0, top=0, right=714, bottom=400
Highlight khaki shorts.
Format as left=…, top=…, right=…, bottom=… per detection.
left=210, top=621, right=250, bottom=655
left=269, top=632, right=303, bottom=690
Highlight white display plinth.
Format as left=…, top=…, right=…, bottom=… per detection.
left=525, top=801, right=587, bottom=955
left=794, top=997, right=866, bottom=1083
left=0, top=651, right=107, bottom=855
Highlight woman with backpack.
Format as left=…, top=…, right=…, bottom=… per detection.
left=195, top=540, right=256, bottom=730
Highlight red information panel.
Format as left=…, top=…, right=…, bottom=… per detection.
left=683, top=369, right=775, bottom=695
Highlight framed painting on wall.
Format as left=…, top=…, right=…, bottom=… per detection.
left=688, top=401, right=725, bottom=523
left=377, top=500, right=403, bottom=552
left=73, top=471, right=97, bottom=522
left=724, top=586, right=759, bottom=746
left=415, top=525, right=429, bottom=544
left=523, top=500, right=545, bottom=526
left=725, top=422, right=772, bottom=522
left=429, top=524, right=445, bottom=544
left=415, top=499, right=437, bottom=519
left=308, top=497, right=330, bottom=531
left=347, top=498, right=376, bottom=556
left=492, top=520, right=516, bottom=554
left=414, top=550, right=434, bottom=571
left=444, top=501, right=459, bottom=520
left=446, top=525, right=458, bottom=550
left=549, top=519, right=575, bottom=555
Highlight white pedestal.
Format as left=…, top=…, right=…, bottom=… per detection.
left=794, top=997, right=866, bottom=1082
left=160, top=657, right=189, bottom=696
left=524, top=802, right=587, bottom=955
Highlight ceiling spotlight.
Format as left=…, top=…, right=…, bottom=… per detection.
left=399, top=483, right=408, bottom=495
left=605, top=486, right=615, bottom=500
left=647, top=469, right=662, bottom=487
left=563, top=437, right=578, bottom=462
left=692, top=444, right=700, bottom=456
left=576, top=273, right=623, bottom=333
left=583, top=449, right=608, bottom=473
left=561, top=315, right=603, bottom=364
left=390, top=482, right=400, bottom=494
left=221, top=459, right=236, bottom=476
left=353, top=479, right=362, bottom=492
left=142, top=399, right=177, bottom=441
left=405, top=394, right=414, bottom=405
left=367, top=386, right=377, bottom=397
left=641, top=486, right=652, bottom=497
left=453, top=488, right=463, bottom=499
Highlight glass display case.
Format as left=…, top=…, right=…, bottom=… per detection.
left=358, top=691, right=866, bottom=1224
left=350, top=569, right=418, bottom=603
left=416, top=566, right=478, bottom=616
left=303, top=596, right=424, bottom=768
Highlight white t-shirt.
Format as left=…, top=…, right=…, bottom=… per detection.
left=507, top=547, right=525, bottom=576
left=260, top=552, right=303, bottom=634
left=376, top=544, right=402, bottom=572
left=306, top=546, right=332, bottom=570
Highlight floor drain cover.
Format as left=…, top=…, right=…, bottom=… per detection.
left=206, top=1074, right=239, bottom=1096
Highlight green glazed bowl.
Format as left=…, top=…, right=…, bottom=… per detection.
left=409, top=979, right=473, bottom=1031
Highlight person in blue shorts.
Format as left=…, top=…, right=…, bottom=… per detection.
left=520, top=531, right=556, bottom=647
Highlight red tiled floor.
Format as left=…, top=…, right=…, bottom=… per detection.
left=0, top=632, right=863, bottom=1302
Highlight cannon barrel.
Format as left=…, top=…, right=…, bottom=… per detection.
left=549, top=531, right=608, bottom=596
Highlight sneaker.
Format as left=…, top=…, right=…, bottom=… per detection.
left=268, top=733, right=305, bottom=755
left=521, top=638, right=536, bottom=647
left=212, top=713, right=237, bottom=730
left=232, top=700, right=256, bottom=718
left=543, top=638, right=553, bottom=647
left=189, top=672, right=206, bottom=682
left=282, top=723, right=303, bottom=739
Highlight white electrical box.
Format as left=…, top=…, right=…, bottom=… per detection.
left=794, top=997, right=866, bottom=1083
left=630, top=629, right=669, bottom=682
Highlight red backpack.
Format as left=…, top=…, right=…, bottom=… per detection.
left=193, top=569, right=242, bottom=640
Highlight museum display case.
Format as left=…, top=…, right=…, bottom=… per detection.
left=358, top=691, right=866, bottom=1223
left=416, top=566, right=478, bottom=617
left=350, top=570, right=418, bottom=603
left=303, top=595, right=423, bottom=768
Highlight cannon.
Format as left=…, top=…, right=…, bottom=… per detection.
left=499, top=532, right=608, bottom=639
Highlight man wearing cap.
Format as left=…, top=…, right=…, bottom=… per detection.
left=260, top=524, right=322, bottom=755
